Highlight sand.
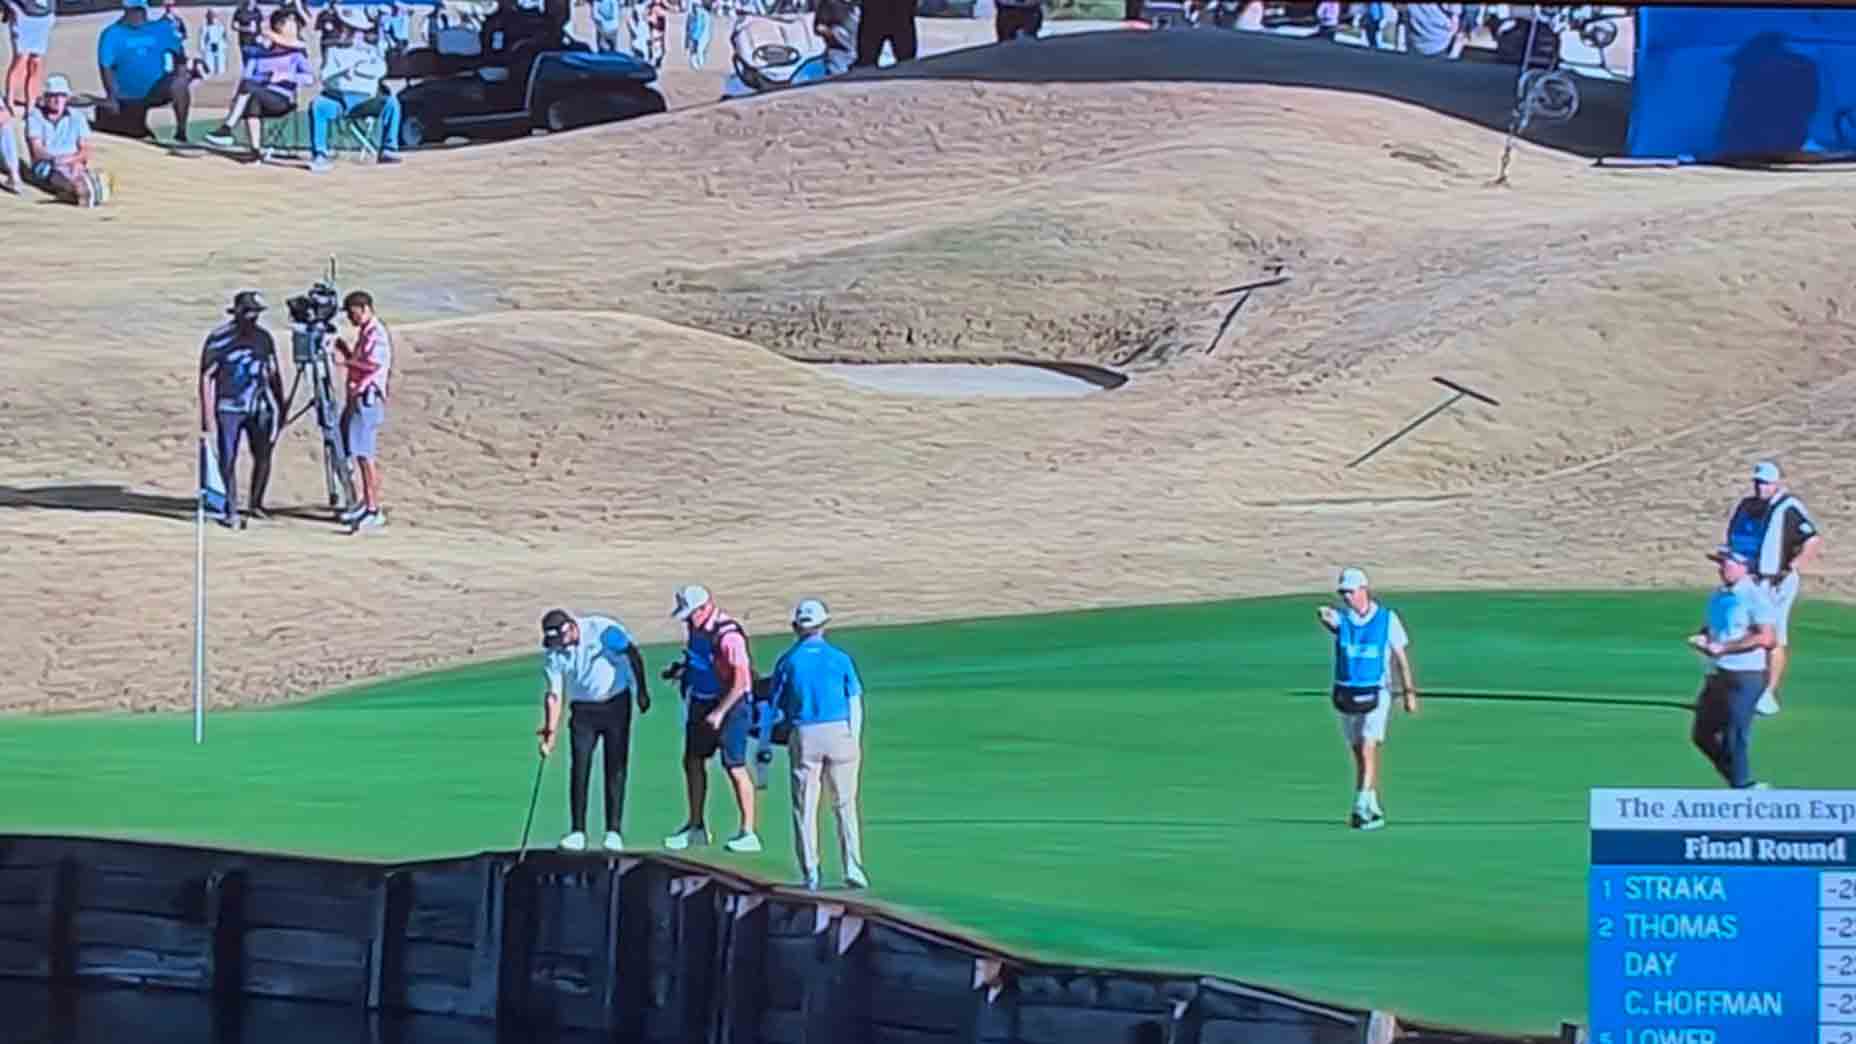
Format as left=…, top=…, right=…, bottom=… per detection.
left=1, top=13, right=1851, bottom=714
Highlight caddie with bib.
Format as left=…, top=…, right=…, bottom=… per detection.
left=1316, top=567, right=1420, bottom=831
left=1723, top=460, right=1824, bottom=717
left=662, top=584, right=763, bottom=855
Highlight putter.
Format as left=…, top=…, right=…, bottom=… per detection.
left=1346, top=377, right=1500, bottom=469
left=515, top=751, right=547, bottom=864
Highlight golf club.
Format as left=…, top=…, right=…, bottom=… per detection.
left=515, top=751, right=547, bottom=864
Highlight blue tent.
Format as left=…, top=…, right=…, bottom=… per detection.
left=1628, top=7, right=1856, bottom=162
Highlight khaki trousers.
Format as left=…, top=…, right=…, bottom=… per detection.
left=790, top=720, right=865, bottom=882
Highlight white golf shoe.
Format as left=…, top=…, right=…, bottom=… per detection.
left=845, top=866, right=870, bottom=890
left=722, top=831, right=762, bottom=854
left=664, top=825, right=711, bottom=851
left=1755, top=691, right=1781, bottom=716
left=558, top=831, right=587, bottom=852
left=602, top=831, right=624, bottom=852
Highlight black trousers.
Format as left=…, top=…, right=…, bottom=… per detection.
left=855, top=0, right=918, bottom=67
left=569, top=698, right=633, bottom=833
left=216, top=407, right=277, bottom=518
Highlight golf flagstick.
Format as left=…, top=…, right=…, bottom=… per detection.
left=515, top=752, right=547, bottom=864
left=193, top=432, right=223, bottom=745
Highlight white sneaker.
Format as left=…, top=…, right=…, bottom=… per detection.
left=664, top=825, right=710, bottom=851
left=558, top=831, right=587, bottom=852
left=308, top=156, right=333, bottom=174
left=348, top=510, right=387, bottom=533
left=1358, top=813, right=1386, bottom=831
left=1755, top=691, right=1781, bottom=716
left=845, top=866, right=869, bottom=890
left=722, top=831, right=762, bottom=854
left=602, top=831, right=623, bottom=851
left=802, top=872, right=821, bottom=891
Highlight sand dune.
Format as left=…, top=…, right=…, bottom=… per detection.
left=2, top=17, right=1852, bottom=712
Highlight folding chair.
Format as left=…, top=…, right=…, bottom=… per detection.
left=258, top=108, right=311, bottom=161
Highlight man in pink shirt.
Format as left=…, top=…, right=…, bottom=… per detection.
left=333, top=290, right=392, bottom=533
left=663, top=584, right=762, bottom=853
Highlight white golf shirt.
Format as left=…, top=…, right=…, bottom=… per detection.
left=542, top=614, right=639, bottom=704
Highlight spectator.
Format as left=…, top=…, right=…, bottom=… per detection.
left=644, top=0, right=668, bottom=67
left=994, top=0, right=1041, bottom=43
left=684, top=0, right=712, bottom=70
left=307, top=7, right=403, bottom=173
left=95, top=0, right=197, bottom=143
left=591, top=0, right=621, bottom=53
left=5, top=0, right=56, bottom=114
left=813, top=0, right=857, bottom=75
left=201, top=11, right=229, bottom=79
left=203, top=9, right=314, bottom=158
left=331, top=289, right=393, bottom=532
left=0, top=107, right=20, bottom=193
left=161, top=1, right=188, bottom=45
left=1358, top=1, right=1388, bottom=50
left=1313, top=0, right=1340, bottom=39
left=23, top=75, right=108, bottom=206
left=1401, top=3, right=1461, bottom=58
left=380, top=4, right=413, bottom=61
left=229, top=0, right=264, bottom=75
left=855, top=0, right=916, bottom=69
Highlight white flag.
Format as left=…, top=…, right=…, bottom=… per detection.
left=199, top=434, right=228, bottom=516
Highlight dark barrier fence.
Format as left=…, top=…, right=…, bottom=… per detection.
left=0, top=836, right=1558, bottom=1044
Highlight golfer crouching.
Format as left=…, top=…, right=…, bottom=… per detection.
left=766, top=599, right=868, bottom=890
left=536, top=608, right=651, bottom=852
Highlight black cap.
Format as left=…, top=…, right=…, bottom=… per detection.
left=541, top=609, right=573, bottom=649
left=228, top=290, right=268, bottom=316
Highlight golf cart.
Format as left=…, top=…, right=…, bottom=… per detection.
left=391, top=26, right=665, bottom=148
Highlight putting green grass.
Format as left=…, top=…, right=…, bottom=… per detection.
left=3, top=591, right=1853, bottom=1035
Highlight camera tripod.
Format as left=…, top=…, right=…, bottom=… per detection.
left=283, top=322, right=358, bottom=518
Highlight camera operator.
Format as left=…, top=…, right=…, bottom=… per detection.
left=331, top=289, right=392, bottom=533
left=199, top=290, right=286, bottom=529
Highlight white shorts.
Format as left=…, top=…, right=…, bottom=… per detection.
left=9, top=12, right=55, bottom=57
left=1766, top=572, right=1801, bottom=645
left=1337, top=691, right=1391, bottom=746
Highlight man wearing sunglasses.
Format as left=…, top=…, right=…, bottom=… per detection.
left=1724, top=461, right=1823, bottom=717
left=536, top=608, right=652, bottom=853
left=1317, top=567, right=1419, bottom=832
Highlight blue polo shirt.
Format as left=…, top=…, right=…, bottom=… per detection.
left=769, top=634, right=863, bottom=726
left=98, top=15, right=185, bottom=102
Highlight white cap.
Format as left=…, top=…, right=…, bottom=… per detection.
left=1752, top=460, right=1782, bottom=484
left=42, top=74, right=72, bottom=97
left=1336, top=567, right=1370, bottom=592
left=791, top=599, right=830, bottom=630
left=670, top=584, right=711, bottom=621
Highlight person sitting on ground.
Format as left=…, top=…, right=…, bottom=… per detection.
left=24, top=74, right=107, bottom=206
left=95, top=0, right=197, bottom=143
left=203, top=9, right=313, bottom=157
left=308, top=7, right=403, bottom=172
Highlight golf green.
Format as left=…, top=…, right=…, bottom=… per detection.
left=2, top=591, right=1851, bottom=1035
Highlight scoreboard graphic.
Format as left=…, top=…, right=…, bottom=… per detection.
left=1590, top=788, right=1856, bottom=1044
